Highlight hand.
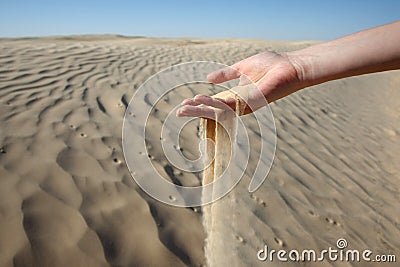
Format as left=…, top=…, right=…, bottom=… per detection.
left=176, top=51, right=304, bottom=118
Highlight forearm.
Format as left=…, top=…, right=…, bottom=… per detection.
left=288, top=20, right=400, bottom=87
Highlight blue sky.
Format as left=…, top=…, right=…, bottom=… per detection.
left=0, top=0, right=399, bottom=40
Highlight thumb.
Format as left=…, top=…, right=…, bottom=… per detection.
left=207, top=66, right=240, bottom=84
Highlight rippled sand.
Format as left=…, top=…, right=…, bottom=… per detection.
left=0, top=35, right=399, bottom=266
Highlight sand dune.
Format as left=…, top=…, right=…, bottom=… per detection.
left=0, top=36, right=399, bottom=266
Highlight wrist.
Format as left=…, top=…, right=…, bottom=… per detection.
left=285, top=51, right=316, bottom=89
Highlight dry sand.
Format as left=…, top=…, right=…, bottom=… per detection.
left=0, top=35, right=399, bottom=267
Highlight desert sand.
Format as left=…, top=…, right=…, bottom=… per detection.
left=0, top=35, right=399, bottom=267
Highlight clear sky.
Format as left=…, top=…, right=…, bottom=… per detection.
left=0, top=0, right=399, bottom=40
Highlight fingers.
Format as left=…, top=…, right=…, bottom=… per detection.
left=207, top=66, right=240, bottom=84
left=193, top=95, right=232, bottom=110
left=176, top=105, right=216, bottom=120
left=181, top=98, right=200, bottom=106
left=176, top=94, right=237, bottom=118
left=180, top=95, right=234, bottom=110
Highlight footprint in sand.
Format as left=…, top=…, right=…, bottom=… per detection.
left=250, top=194, right=267, bottom=207
left=274, top=237, right=285, bottom=247
left=235, top=234, right=246, bottom=244
left=325, top=217, right=340, bottom=226
left=308, top=210, right=316, bottom=216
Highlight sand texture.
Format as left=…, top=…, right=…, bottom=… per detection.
left=0, top=35, right=399, bottom=266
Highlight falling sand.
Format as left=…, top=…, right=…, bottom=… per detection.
left=201, top=93, right=246, bottom=266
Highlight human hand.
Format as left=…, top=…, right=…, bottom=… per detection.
left=176, top=51, right=304, bottom=118
left=176, top=21, right=400, bottom=119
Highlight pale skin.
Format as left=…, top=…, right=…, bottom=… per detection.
left=176, top=21, right=400, bottom=118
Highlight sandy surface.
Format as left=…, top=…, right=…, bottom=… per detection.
left=0, top=35, right=399, bottom=267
